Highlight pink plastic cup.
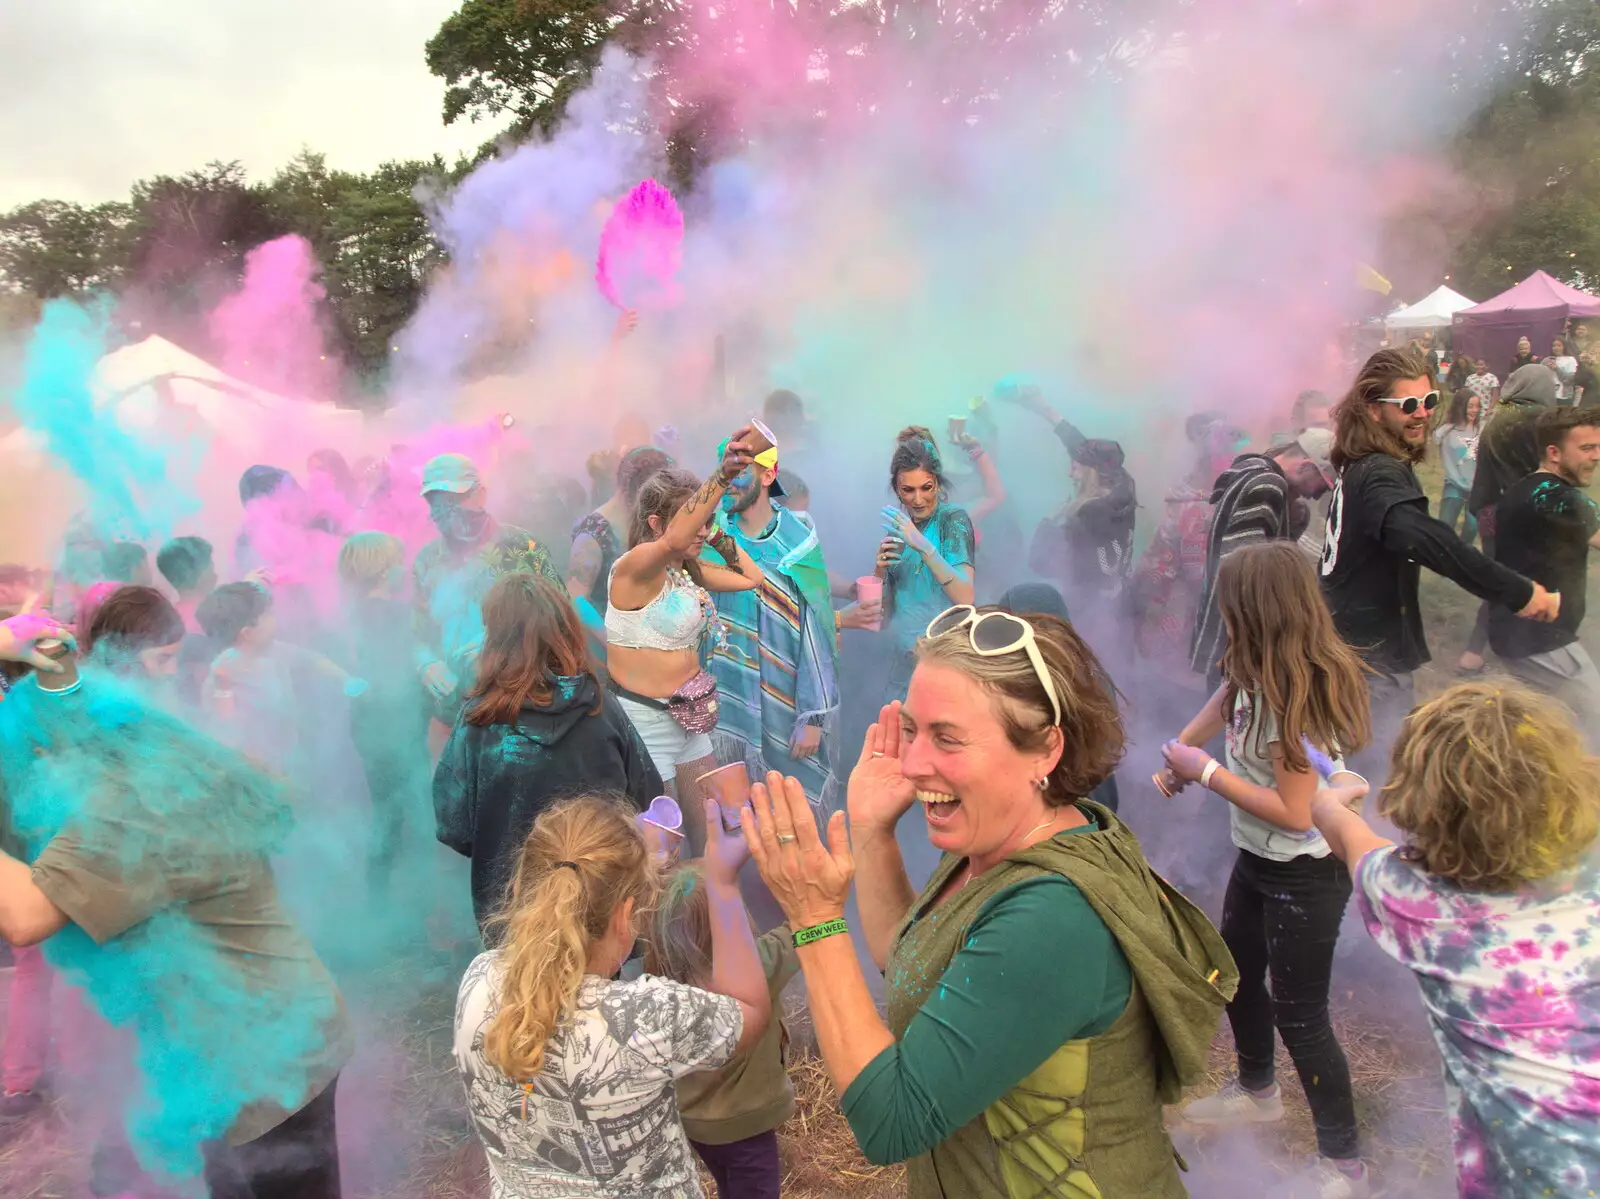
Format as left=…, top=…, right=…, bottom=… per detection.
left=695, top=761, right=752, bottom=832
left=856, top=576, right=884, bottom=632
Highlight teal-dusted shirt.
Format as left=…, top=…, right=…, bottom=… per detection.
left=884, top=504, right=977, bottom=656
left=707, top=504, right=839, bottom=802
left=840, top=825, right=1131, bottom=1167
left=411, top=519, right=561, bottom=720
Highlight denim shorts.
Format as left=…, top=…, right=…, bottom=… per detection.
left=613, top=693, right=715, bottom=775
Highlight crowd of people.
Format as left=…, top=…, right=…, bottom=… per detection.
left=0, top=332, right=1595, bottom=1199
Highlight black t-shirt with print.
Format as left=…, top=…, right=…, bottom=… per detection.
left=1319, top=453, right=1429, bottom=674
left=1489, top=472, right=1600, bottom=659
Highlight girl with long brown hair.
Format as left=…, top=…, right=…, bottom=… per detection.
left=434, top=572, right=663, bottom=933
left=606, top=431, right=766, bottom=853
left=452, top=795, right=771, bottom=1198
left=1158, top=540, right=1374, bottom=1198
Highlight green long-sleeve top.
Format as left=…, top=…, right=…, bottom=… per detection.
left=840, top=865, right=1133, bottom=1167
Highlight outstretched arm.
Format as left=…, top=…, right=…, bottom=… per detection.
left=1380, top=502, right=1542, bottom=615
left=1311, top=790, right=1392, bottom=869
left=963, top=440, right=1007, bottom=524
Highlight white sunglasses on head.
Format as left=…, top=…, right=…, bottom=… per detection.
left=925, top=605, right=1063, bottom=727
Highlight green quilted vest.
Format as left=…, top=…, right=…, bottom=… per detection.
left=884, top=803, right=1237, bottom=1198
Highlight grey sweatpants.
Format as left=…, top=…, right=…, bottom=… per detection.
left=1499, top=642, right=1600, bottom=748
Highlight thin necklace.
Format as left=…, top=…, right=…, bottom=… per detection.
left=962, top=815, right=1065, bottom=889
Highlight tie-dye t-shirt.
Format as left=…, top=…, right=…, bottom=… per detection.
left=1355, top=845, right=1600, bottom=1198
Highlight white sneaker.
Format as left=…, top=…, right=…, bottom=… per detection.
left=1179, top=1078, right=1285, bottom=1126
left=1273, top=1158, right=1371, bottom=1199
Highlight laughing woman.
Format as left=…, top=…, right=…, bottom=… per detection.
left=742, top=605, right=1236, bottom=1198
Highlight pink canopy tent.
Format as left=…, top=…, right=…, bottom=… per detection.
left=1452, top=270, right=1600, bottom=373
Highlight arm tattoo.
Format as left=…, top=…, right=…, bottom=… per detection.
left=568, top=534, right=602, bottom=593
left=689, top=474, right=725, bottom=512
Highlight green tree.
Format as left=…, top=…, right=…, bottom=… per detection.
left=0, top=199, right=133, bottom=298
left=425, top=0, right=617, bottom=140
left=1441, top=0, right=1600, bottom=298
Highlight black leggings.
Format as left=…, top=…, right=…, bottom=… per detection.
left=203, top=1076, right=342, bottom=1199
left=1222, top=851, right=1359, bottom=1161
left=1464, top=529, right=1496, bottom=657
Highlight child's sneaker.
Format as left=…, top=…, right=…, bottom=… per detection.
left=1179, top=1077, right=1285, bottom=1126
left=1272, top=1158, right=1370, bottom=1199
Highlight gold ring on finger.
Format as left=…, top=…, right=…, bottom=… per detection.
left=777, top=833, right=798, bottom=844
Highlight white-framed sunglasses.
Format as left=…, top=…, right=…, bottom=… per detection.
left=1375, top=391, right=1439, bottom=415
left=925, top=605, right=1063, bottom=727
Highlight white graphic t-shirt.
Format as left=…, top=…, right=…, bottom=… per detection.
left=455, top=954, right=743, bottom=1198
left=1223, top=689, right=1341, bottom=861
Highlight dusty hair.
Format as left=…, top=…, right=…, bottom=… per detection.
left=468, top=573, right=596, bottom=727
left=1329, top=347, right=1431, bottom=470
left=1215, top=542, right=1371, bottom=773
left=628, top=466, right=699, bottom=550
left=85, top=585, right=185, bottom=671
left=642, top=863, right=714, bottom=985
left=1381, top=682, right=1600, bottom=890
left=916, top=609, right=1123, bottom=804
left=888, top=426, right=948, bottom=496
left=617, top=447, right=674, bottom=509
left=482, top=795, right=662, bottom=1079
left=195, top=581, right=272, bottom=647
left=337, top=531, right=405, bottom=592
left=156, top=536, right=214, bottom=593
left=626, top=465, right=712, bottom=587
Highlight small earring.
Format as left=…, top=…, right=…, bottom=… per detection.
left=1033, top=778, right=1047, bottom=790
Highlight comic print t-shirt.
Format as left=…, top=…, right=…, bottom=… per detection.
left=455, top=954, right=743, bottom=1198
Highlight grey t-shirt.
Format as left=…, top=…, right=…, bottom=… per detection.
left=455, top=956, right=742, bottom=1198
left=1223, top=689, right=1339, bottom=861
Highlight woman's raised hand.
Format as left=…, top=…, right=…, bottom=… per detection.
left=0, top=612, right=71, bottom=672
left=848, top=702, right=917, bottom=835
left=720, top=427, right=757, bottom=481
left=743, top=772, right=853, bottom=928
left=882, top=507, right=934, bottom=557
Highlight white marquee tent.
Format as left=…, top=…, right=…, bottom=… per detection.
left=1383, top=284, right=1476, bottom=332
left=0, top=336, right=371, bottom=563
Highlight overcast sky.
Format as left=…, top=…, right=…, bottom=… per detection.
left=0, top=0, right=497, bottom=210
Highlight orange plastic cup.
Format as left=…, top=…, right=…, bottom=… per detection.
left=696, top=761, right=752, bottom=831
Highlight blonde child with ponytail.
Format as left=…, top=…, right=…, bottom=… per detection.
left=453, top=794, right=771, bottom=1197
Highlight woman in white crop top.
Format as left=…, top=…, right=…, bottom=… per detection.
left=607, top=434, right=766, bottom=851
